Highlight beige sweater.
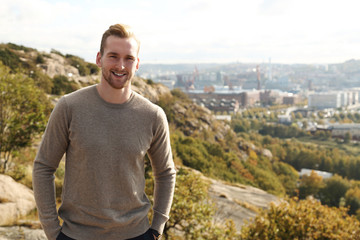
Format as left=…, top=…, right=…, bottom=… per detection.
left=33, top=85, right=176, bottom=240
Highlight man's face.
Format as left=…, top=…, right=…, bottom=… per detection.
left=96, top=36, right=140, bottom=90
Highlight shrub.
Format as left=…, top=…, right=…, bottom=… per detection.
left=87, top=62, right=99, bottom=75
left=65, top=54, right=93, bottom=76
left=240, top=197, right=360, bottom=239
left=0, top=64, right=52, bottom=172
left=51, top=74, right=79, bottom=95
left=0, top=48, right=21, bottom=71
left=35, top=54, right=45, bottom=64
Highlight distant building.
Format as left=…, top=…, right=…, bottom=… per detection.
left=156, top=79, right=175, bottom=90
left=308, top=92, right=341, bottom=109
left=190, top=95, right=239, bottom=114
left=308, top=91, right=360, bottom=109
left=283, top=95, right=300, bottom=105
left=278, top=115, right=292, bottom=125
left=330, top=123, right=360, bottom=139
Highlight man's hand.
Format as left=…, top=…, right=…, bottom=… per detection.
left=150, top=229, right=161, bottom=240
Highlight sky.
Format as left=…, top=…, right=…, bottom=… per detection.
left=1, top=0, right=360, bottom=65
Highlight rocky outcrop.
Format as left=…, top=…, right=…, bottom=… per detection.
left=37, top=52, right=98, bottom=85
left=0, top=226, right=46, bottom=240
left=209, top=178, right=278, bottom=230
left=132, top=77, right=169, bottom=103
left=0, top=175, right=36, bottom=226
left=39, top=53, right=79, bottom=78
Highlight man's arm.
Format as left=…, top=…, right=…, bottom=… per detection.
left=147, top=108, right=176, bottom=235
left=33, top=97, right=70, bottom=240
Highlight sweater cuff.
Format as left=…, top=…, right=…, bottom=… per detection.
left=151, top=210, right=169, bottom=234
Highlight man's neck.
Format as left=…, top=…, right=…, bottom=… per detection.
left=96, top=81, right=132, bottom=104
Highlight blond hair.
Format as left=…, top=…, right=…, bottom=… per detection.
left=100, top=24, right=140, bottom=55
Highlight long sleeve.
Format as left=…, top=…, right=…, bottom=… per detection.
left=32, top=97, right=70, bottom=240
left=147, top=108, right=176, bottom=234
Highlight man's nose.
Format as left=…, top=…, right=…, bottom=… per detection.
left=117, top=60, right=125, bottom=70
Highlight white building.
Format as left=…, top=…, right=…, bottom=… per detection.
left=331, top=123, right=360, bottom=139
left=299, top=169, right=333, bottom=179
left=308, top=90, right=359, bottom=109
left=308, top=92, right=341, bottom=109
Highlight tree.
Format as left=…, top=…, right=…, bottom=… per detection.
left=299, top=170, right=325, bottom=199
left=344, top=131, right=352, bottom=144
left=240, top=198, right=360, bottom=239
left=319, top=175, right=350, bottom=207
left=0, top=64, right=52, bottom=172
left=345, top=187, right=360, bottom=216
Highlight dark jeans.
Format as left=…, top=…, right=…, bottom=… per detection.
left=56, top=228, right=154, bottom=240
left=56, top=232, right=75, bottom=240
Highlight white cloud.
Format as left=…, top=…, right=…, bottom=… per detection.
left=1, top=0, right=360, bottom=64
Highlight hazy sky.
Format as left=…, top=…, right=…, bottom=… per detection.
left=1, top=0, right=359, bottom=64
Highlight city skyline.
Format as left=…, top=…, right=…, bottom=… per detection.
left=1, top=0, right=359, bottom=65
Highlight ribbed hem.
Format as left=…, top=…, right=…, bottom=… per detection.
left=151, top=210, right=170, bottom=234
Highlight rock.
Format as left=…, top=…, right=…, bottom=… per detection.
left=0, top=175, right=36, bottom=226
left=40, top=53, right=79, bottom=78
left=0, top=226, right=46, bottom=240
left=132, top=77, right=169, bottom=103
left=261, top=148, right=273, bottom=160
left=209, top=178, right=278, bottom=231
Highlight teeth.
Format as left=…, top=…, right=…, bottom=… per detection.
left=113, top=72, right=125, bottom=77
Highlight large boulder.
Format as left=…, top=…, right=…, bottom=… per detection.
left=0, top=174, right=36, bottom=226
left=0, top=226, right=46, bottom=240
left=209, top=178, right=278, bottom=230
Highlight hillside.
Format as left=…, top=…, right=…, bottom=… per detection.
left=0, top=43, right=280, bottom=237
left=3, top=43, right=360, bottom=239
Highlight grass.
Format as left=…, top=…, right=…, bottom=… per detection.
left=234, top=199, right=260, bottom=213
left=297, top=136, right=360, bottom=156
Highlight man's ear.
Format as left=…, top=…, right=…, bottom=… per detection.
left=136, top=57, right=140, bottom=71
left=96, top=52, right=102, bottom=67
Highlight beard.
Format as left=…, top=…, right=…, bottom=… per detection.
left=101, top=68, right=132, bottom=90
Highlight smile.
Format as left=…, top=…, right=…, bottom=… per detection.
left=112, top=72, right=126, bottom=77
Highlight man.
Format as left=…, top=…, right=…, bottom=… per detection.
left=33, top=24, right=176, bottom=240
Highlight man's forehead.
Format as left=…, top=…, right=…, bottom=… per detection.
left=104, top=36, right=139, bottom=53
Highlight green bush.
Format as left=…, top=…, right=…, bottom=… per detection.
left=87, top=62, right=99, bottom=75
left=65, top=54, right=98, bottom=76
left=36, top=54, right=45, bottom=64
left=319, top=175, right=350, bottom=207
left=0, top=48, right=22, bottom=71
left=0, top=63, right=52, bottom=172
left=51, top=75, right=79, bottom=95
left=240, top=198, right=360, bottom=239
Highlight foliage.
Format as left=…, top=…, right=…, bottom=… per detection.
left=240, top=197, right=360, bottom=240
left=35, top=54, right=45, bottom=64
left=0, top=47, right=22, bottom=71
left=7, top=43, right=34, bottom=52
left=65, top=54, right=99, bottom=76
left=259, top=123, right=307, bottom=138
left=51, top=75, right=79, bottom=95
left=319, top=175, right=350, bottom=207
left=173, top=133, right=251, bottom=185
left=50, top=49, right=64, bottom=57
left=345, top=187, right=360, bottom=216
left=248, top=165, right=286, bottom=196
left=298, top=170, right=325, bottom=199
left=272, top=162, right=299, bottom=196
left=0, top=63, right=52, bottom=172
